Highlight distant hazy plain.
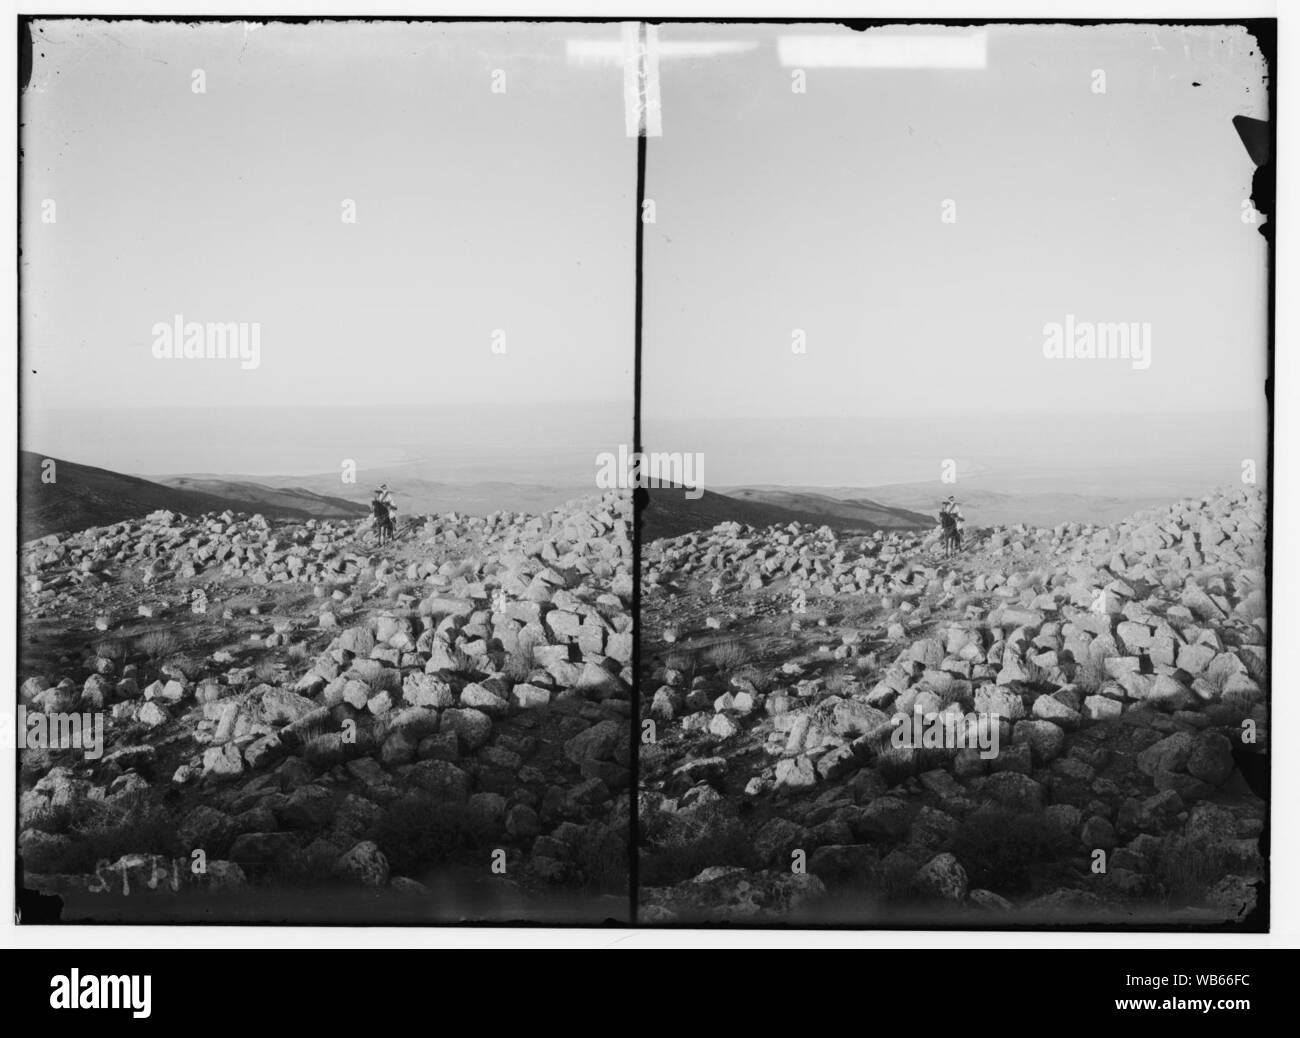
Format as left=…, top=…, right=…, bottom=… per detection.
left=24, top=402, right=631, bottom=487
left=654, top=409, right=1268, bottom=501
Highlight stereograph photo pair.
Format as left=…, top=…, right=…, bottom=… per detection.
left=15, top=17, right=1272, bottom=930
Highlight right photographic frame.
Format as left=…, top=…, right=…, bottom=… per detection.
left=636, top=20, right=1273, bottom=928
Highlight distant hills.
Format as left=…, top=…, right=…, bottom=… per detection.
left=641, top=480, right=1189, bottom=542
left=735, top=483, right=1178, bottom=528
left=20, top=451, right=596, bottom=541
left=19, top=452, right=367, bottom=541
left=21, top=447, right=1196, bottom=545
left=158, top=477, right=368, bottom=520
left=724, top=488, right=933, bottom=530
left=641, top=486, right=931, bottom=542
left=164, top=471, right=591, bottom=518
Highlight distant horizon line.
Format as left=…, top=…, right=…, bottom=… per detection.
left=21, top=448, right=1260, bottom=500
left=18, top=448, right=600, bottom=485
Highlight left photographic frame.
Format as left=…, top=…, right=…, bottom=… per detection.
left=16, top=17, right=635, bottom=925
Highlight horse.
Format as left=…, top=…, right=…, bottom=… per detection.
left=371, top=498, right=395, bottom=546
left=938, top=510, right=962, bottom=558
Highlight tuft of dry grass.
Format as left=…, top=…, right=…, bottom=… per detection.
left=875, top=744, right=918, bottom=785
left=502, top=634, right=538, bottom=683
left=136, top=629, right=181, bottom=663
left=296, top=718, right=334, bottom=749
left=664, top=649, right=698, bottom=677
left=704, top=639, right=747, bottom=673
left=638, top=803, right=756, bottom=887
left=1155, top=835, right=1233, bottom=908
left=22, top=792, right=184, bottom=874
left=936, top=682, right=969, bottom=710
left=1075, top=655, right=1109, bottom=695
left=853, top=653, right=880, bottom=679
left=94, top=639, right=127, bottom=661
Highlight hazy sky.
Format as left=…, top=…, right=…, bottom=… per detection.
left=22, top=20, right=634, bottom=473
left=20, top=20, right=1271, bottom=493
left=643, top=23, right=1270, bottom=429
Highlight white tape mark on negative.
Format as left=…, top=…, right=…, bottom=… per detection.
left=622, top=22, right=662, bottom=138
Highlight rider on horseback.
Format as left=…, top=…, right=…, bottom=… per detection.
left=371, top=484, right=396, bottom=545
left=938, top=495, right=965, bottom=556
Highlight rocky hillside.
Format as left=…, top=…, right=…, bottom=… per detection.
left=157, top=477, right=368, bottom=521
left=722, top=488, right=935, bottom=530
left=643, top=486, right=930, bottom=542
left=18, top=492, right=632, bottom=923
left=639, top=486, right=1267, bottom=924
